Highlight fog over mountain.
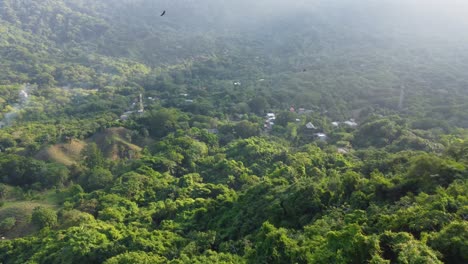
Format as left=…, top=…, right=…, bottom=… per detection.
left=100, top=0, right=468, bottom=65
left=0, top=2, right=467, bottom=263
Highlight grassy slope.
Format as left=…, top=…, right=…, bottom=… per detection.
left=36, top=127, right=147, bottom=165
left=88, top=127, right=143, bottom=160
left=36, top=140, right=86, bottom=166
left=0, top=191, right=59, bottom=239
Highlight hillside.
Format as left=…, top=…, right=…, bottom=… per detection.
left=0, top=1, right=467, bottom=263
left=0, top=187, right=61, bottom=240
left=35, top=127, right=149, bottom=165
left=0, top=201, right=55, bottom=239
left=87, top=127, right=145, bottom=161
left=35, top=139, right=85, bottom=166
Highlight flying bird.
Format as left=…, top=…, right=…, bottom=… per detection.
left=161, top=10, right=166, bottom=16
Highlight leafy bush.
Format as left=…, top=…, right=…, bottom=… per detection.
left=31, top=206, right=57, bottom=229
left=0, top=217, right=16, bottom=232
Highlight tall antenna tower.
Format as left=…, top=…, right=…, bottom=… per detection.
left=139, top=93, right=144, bottom=113
left=398, top=85, right=405, bottom=110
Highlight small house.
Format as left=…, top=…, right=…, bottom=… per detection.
left=305, top=122, right=317, bottom=129
left=19, top=90, right=28, bottom=99
left=314, top=133, right=328, bottom=141
left=337, top=148, right=349, bottom=154
left=344, top=119, right=358, bottom=128
left=298, top=108, right=313, bottom=115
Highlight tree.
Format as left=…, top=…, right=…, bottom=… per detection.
left=0, top=137, right=16, bottom=151
left=42, top=163, right=70, bottom=187
left=428, top=221, right=468, bottom=263
left=445, top=139, right=468, bottom=162
left=82, top=167, right=114, bottom=191
left=104, top=252, right=167, bottom=264
left=353, top=118, right=403, bottom=148
left=144, top=108, right=182, bottom=138
left=312, top=224, right=381, bottom=264
left=248, top=97, right=268, bottom=115
left=233, top=121, right=260, bottom=139
left=0, top=184, right=7, bottom=199
left=275, top=111, right=297, bottom=127
left=81, top=143, right=105, bottom=169
left=59, top=209, right=95, bottom=229
left=32, top=206, right=57, bottom=229
left=406, top=154, right=465, bottom=192
left=379, top=232, right=443, bottom=264
left=53, top=223, right=116, bottom=263
left=248, top=222, right=301, bottom=264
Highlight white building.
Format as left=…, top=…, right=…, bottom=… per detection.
left=314, top=133, right=328, bottom=141
left=344, top=119, right=358, bottom=127
left=305, top=122, right=317, bottom=129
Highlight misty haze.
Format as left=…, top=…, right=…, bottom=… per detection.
left=0, top=0, right=467, bottom=263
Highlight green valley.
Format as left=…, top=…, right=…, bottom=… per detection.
left=0, top=0, right=467, bottom=263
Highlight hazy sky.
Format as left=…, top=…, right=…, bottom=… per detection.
left=111, top=0, right=468, bottom=44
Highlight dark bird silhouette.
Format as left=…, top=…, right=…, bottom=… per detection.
left=160, top=10, right=166, bottom=16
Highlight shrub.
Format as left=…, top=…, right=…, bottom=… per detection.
left=0, top=217, right=16, bottom=232
left=31, top=206, right=57, bottom=229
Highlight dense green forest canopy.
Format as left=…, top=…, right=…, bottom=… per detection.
left=0, top=0, right=467, bottom=263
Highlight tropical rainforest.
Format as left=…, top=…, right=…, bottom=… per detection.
left=0, top=0, right=467, bottom=263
